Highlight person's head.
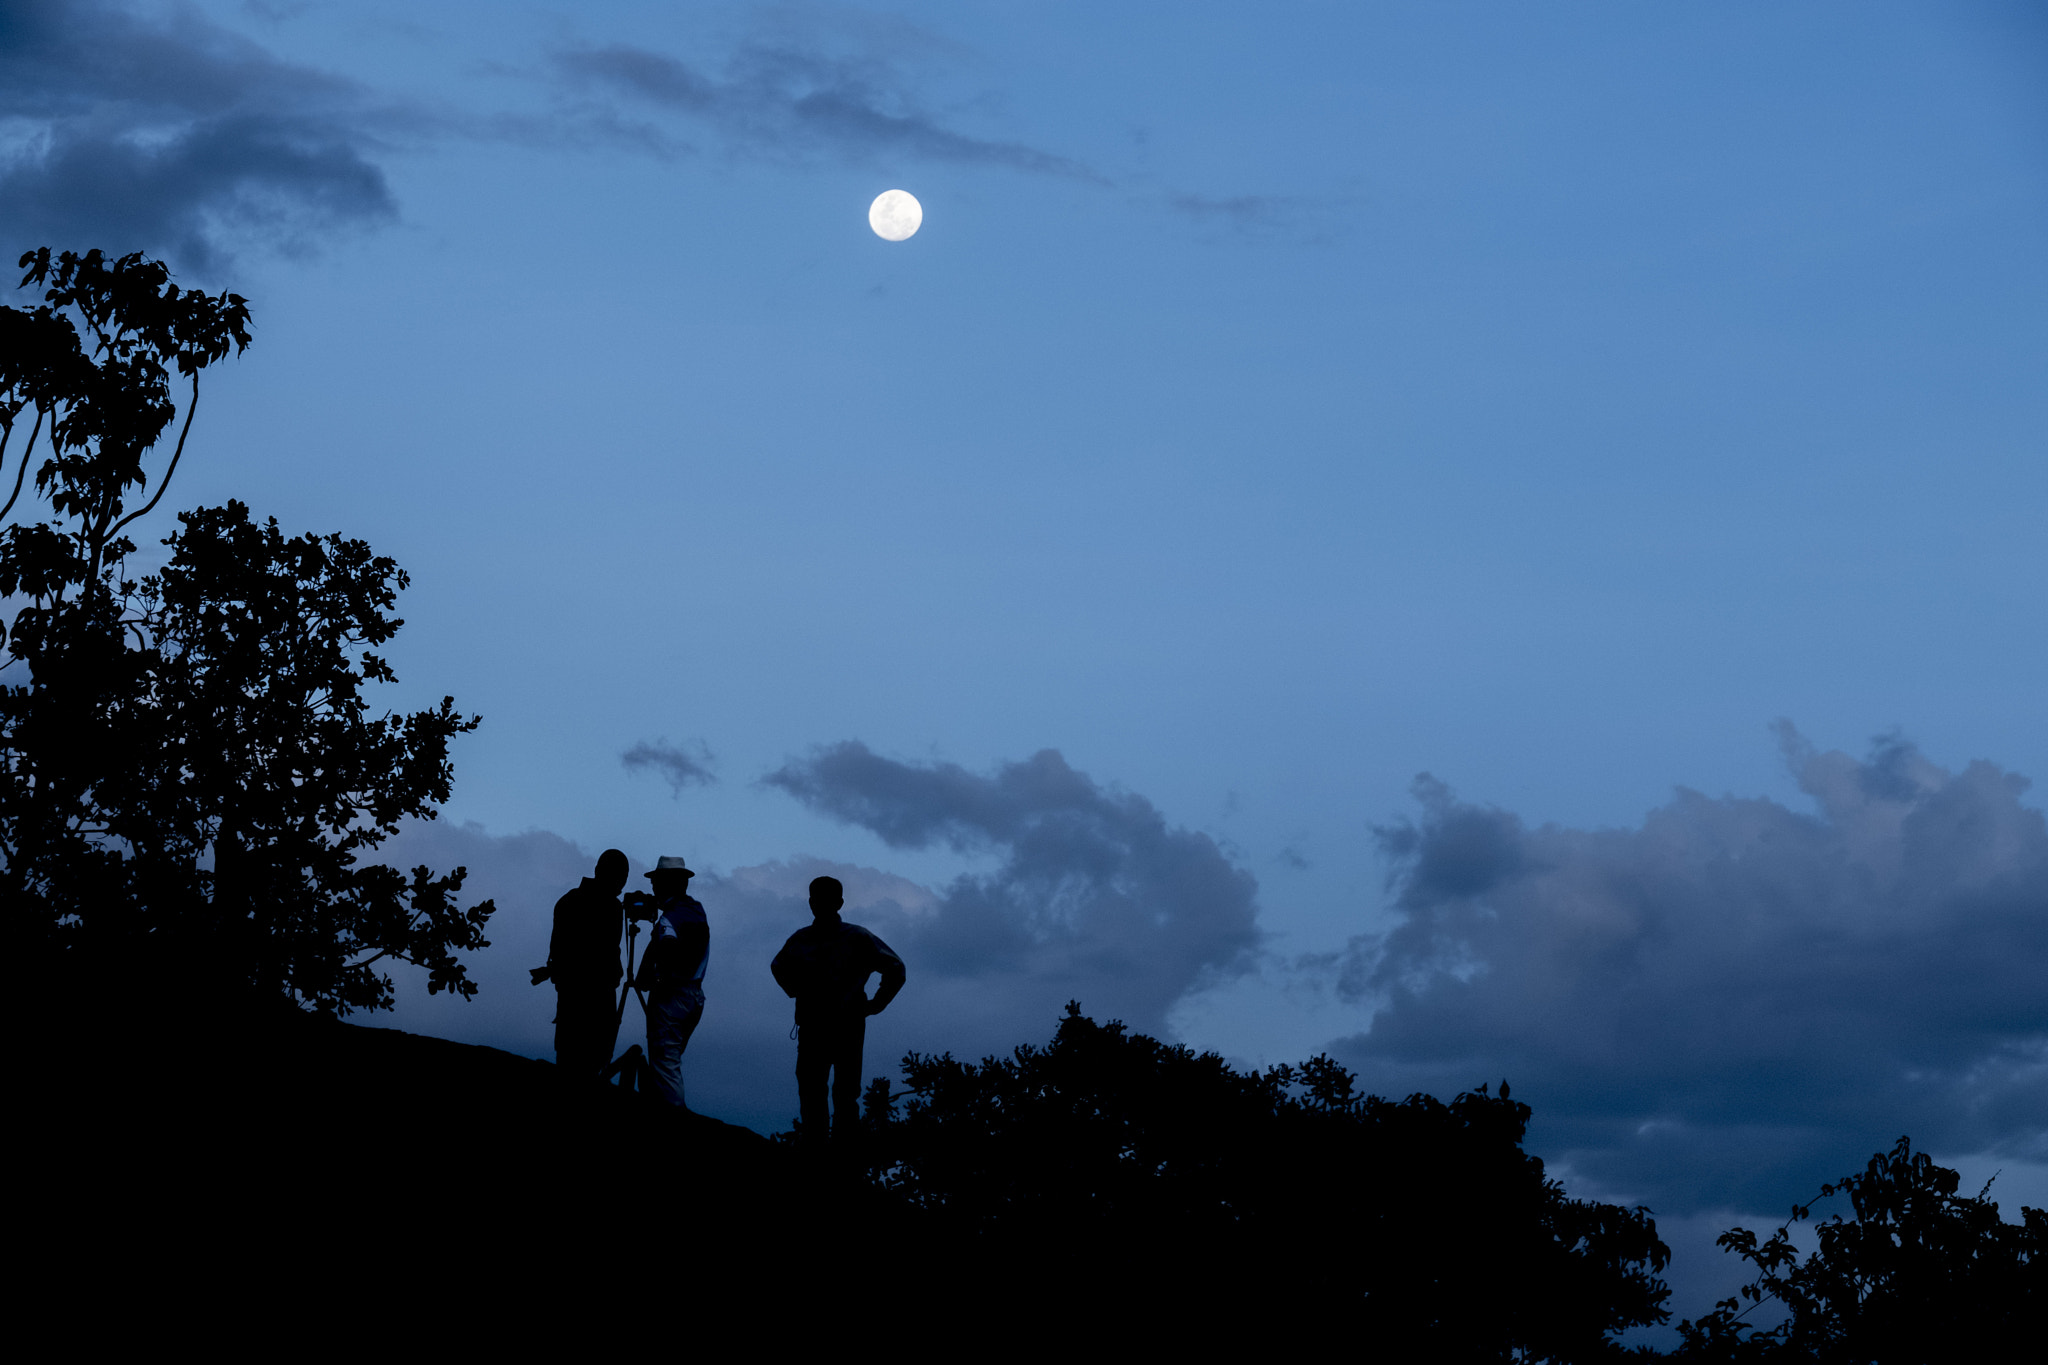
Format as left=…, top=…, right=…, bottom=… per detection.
left=808, top=875, right=844, bottom=919
left=647, top=854, right=695, bottom=899
left=594, top=848, right=630, bottom=897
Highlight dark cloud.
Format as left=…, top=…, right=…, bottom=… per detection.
left=548, top=38, right=1096, bottom=180
left=693, top=766, right=1264, bottom=1130
left=621, top=737, right=717, bottom=794
left=0, top=0, right=401, bottom=271
left=359, top=730, right=2047, bottom=1197
left=764, top=742, right=1262, bottom=1038
left=1326, top=724, right=2048, bottom=1216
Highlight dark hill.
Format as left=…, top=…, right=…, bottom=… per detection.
left=20, top=1010, right=914, bottom=1342
left=18, top=1003, right=1674, bottom=1356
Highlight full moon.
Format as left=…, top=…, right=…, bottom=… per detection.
left=869, top=189, right=923, bottom=241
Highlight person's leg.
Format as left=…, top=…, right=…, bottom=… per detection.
left=830, top=1015, right=866, bottom=1141
left=554, top=985, right=613, bottom=1080
left=796, top=1023, right=830, bottom=1143
left=646, top=994, right=702, bottom=1108
left=599, top=989, right=623, bottom=1073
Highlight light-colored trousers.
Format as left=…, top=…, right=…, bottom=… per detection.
left=648, top=986, right=705, bottom=1108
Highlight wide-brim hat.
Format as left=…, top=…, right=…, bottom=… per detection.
left=645, top=855, right=695, bottom=878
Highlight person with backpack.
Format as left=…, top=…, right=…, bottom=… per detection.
left=631, top=855, right=709, bottom=1109
left=770, top=875, right=906, bottom=1146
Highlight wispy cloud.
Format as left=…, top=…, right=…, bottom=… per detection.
left=621, top=737, right=718, bottom=794
left=0, top=3, right=1287, bottom=269
left=1320, top=724, right=2048, bottom=1216
left=547, top=38, right=1098, bottom=180
left=1164, top=191, right=1280, bottom=227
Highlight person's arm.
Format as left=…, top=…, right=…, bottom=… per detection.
left=866, top=934, right=906, bottom=1015
left=673, top=921, right=709, bottom=984
left=636, top=932, right=670, bottom=992
left=535, top=889, right=573, bottom=984
left=547, top=891, right=568, bottom=970
left=770, top=933, right=802, bottom=1000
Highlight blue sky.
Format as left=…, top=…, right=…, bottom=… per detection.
left=6, top=0, right=2044, bottom=1329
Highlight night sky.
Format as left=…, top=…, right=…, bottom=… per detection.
left=7, top=0, right=2044, bottom=1330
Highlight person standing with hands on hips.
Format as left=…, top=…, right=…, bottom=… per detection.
left=771, top=876, right=906, bottom=1147
left=630, top=855, right=709, bottom=1110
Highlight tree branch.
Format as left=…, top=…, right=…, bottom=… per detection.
left=0, top=405, right=44, bottom=523
left=110, top=372, right=199, bottom=538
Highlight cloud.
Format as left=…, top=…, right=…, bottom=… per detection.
left=360, top=727, right=2048, bottom=1202
left=621, top=737, right=717, bottom=794
left=547, top=33, right=1096, bottom=180
left=724, top=854, right=937, bottom=915
left=1164, top=191, right=1282, bottom=228
left=0, top=0, right=403, bottom=270
left=537, top=25, right=1329, bottom=234
left=366, top=818, right=600, bottom=1060
left=366, top=761, right=1264, bottom=1136
left=764, top=742, right=1262, bottom=1039
left=1324, top=724, right=2048, bottom=1216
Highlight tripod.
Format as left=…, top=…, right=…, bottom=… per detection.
left=602, top=916, right=655, bottom=1092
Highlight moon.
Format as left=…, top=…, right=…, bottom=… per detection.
left=869, top=189, right=923, bottom=241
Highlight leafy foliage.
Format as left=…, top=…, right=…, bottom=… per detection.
left=1673, top=1137, right=2045, bottom=1362
left=870, top=1002, right=1672, bottom=1361
left=2, top=249, right=490, bottom=1014
left=0, top=248, right=251, bottom=583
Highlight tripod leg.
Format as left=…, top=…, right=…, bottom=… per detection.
left=614, top=922, right=641, bottom=1040
left=603, top=1044, right=645, bottom=1087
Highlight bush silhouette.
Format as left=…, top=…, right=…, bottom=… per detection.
left=869, top=1002, right=1672, bottom=1359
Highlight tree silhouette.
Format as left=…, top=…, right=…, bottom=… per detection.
left=2, top=249, right=490, bottom=1013
left=869, top=1002, right=1672, bottom=1360
left=1673, top=1136, right=2045, bottom=1361
left=0, top=249, right=249, bottom=581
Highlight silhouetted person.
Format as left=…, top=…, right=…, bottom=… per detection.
left=628, top=855, right=709, bottom=1109
left=771, top=876, right=905, bottom=1145
left=541, top=848, right=628, bottom=1081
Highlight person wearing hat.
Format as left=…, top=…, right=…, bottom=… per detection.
left=541, top=848, right=630, bottom=1081
left=632, top=855, right=710, bottom=1109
